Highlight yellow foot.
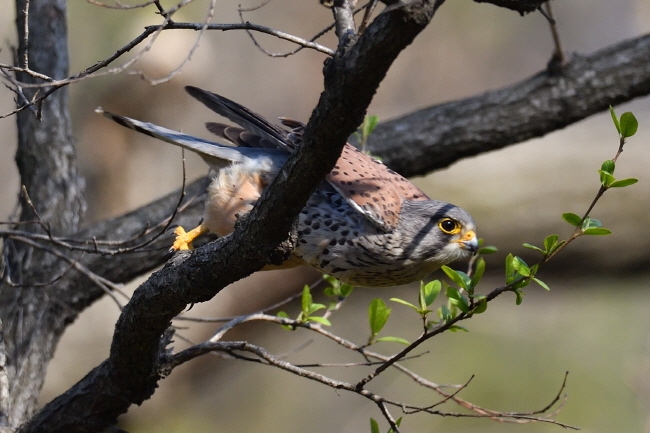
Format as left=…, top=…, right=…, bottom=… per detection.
left=171, top=224, right=208, bottom=251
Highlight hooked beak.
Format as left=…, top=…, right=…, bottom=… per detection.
left=457, top=230, right=479, bottom=254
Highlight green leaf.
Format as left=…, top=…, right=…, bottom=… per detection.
left=583, top=227, right=612, bottom=235
left=361, top=115, right=380, bottom=138
left=441, top=266, right=467, bottom=289
left=340, top=283, right=354, bottom=297
left=370, top=418, right=380, bottom=433
left=562, top=212, right=582, bottom=227
left=522, top=243, right=544, bottom=254
left=511, top=256, right=531, bottom=277
left=446, top=287, right=469, bottom=313
left=620, top=112, right=638, bottom=138
left=610, top=178, right=638, bottom=188
left=307, top=303, right=327, bottom=315
left=322, top=274, right=338, bottom=286
left=478, top=245, right=498, bottom=255
left=421, top=280, right=442, bottom=306
left=390, top=297, right=419, bottom=312
left=376, top=336, right=410, bottom=345
left=543, top=234, right=559, bottom=253
left=582, top=217, right=603, bottom=230
left=601, top=160, right=615, bottom=175
left=609, top=106, right=621, bottom=134
left=301, top=285, right=312, bottom=315
left=474, top=298, right=488, bottom=314
left=277, top=311, right=293, bottom=330
left=439, top=304, right=452, bottom=321
left=441, top=266, right=470, bottom=290
left=368, top=298, right=391, bottom=337
left=306, top=316, right=331, bottom=326
left=598, top=170, right=615, bottom=187
left=448, top=325, right=469, bottom=332
left=470, top=257, right=485, bottom=289
left=532, top=277, right=551, bottom=291
left=505, top=253, right=515, bottom=284
left=515, top=290, right=524, bottom=305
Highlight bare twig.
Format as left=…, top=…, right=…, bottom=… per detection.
left=332, top=0, right=357, bottom=47
left=8, top=236, right=127, bottom=309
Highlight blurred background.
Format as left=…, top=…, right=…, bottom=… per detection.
left=1, top=0, right=650, bottom=432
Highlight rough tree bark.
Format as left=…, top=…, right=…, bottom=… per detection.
left=1, top=0, right=85, bottom=427
left=0, top=0, right=648, bottom=432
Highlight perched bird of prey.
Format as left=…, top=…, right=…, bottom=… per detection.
left=98, top=86, right=478, bottom=287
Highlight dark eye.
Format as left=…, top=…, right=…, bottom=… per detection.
left=438, top=218, right=461, bottom=235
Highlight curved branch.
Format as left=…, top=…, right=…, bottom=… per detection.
left=370, top=33, right=650, bottom=177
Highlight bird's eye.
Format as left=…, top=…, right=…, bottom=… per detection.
left=438, top=218, right=461, bottom=235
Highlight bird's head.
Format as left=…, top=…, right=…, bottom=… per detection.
left=400, top=200, right=478, bottom=267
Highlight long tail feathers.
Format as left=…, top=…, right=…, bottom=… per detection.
left=96, top=108, right=248, bottom=167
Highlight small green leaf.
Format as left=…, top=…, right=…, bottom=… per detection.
left=599, top=170, right=615, bottom=187
left=505, top=253, right=515, bottom=284
left=441, top=266, right=469, bottom=290
left=562, top=212, right=582, bottom=227
left=421, top=280, right=442, bottom=306
left=370, top=418, right=380, bottom=433
left=376, top=336, right=410, bottom=345
left=301, top=285, right=312, bottom=314
left=511, top=256, right=531, bottom=277
left=306, top=316, right=331, bottom=326
left=609, top=106, right=621, bottom=134
left=277, top=311, right=293, bottom=330
left=446, top=287, right=469, bottom=313
left=448, top=325, right=469, bottom=332
left=478, top=245, right=498, bottom=255
left=620, top=112, right=638, bottom=138
left=439, top=304, right=452, bottom=321
left=543, top=234, right=559, bottom=253
left=368, top=298, right=391, bottom=337
left=523, top=243, right=545, bottom=254
left=601, top=160, right=615, bottom=175
left=362, top=115, right=380, bottom=138
left=532, top=277, right=551, bottom=291
left=340, top=283, right=354, bottom=297
left=515, top=290, right=524, bottom=305
left=322, top=274, right=338, bottom=286
left=390, top=297, right=419, bottom=311
left=470, top=257, right=485, bottom=289
left=583, top=227, right=612, bottom=235
left=474, top=298, right=488, bottom=314
left=582, top=217, right=603, bottom=230
left=307, top=303, right=327, bottom=315
left=610, top=178, right=638, bottom=188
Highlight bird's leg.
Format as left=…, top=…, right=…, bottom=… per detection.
left=172, top=224, right=209, bottom=251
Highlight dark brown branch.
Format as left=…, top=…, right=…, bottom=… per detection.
left=369, top=33, right=650, bottom=177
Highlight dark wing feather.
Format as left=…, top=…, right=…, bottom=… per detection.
left=188, top=86, right=430, bottom=232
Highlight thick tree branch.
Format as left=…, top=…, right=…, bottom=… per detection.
left=369, top=33, right=650, bottom=177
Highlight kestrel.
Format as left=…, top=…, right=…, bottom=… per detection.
left=98, top=86, right=478, bottom=287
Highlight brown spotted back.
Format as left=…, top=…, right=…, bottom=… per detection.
left=327, top=144, right=429, bottom=231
